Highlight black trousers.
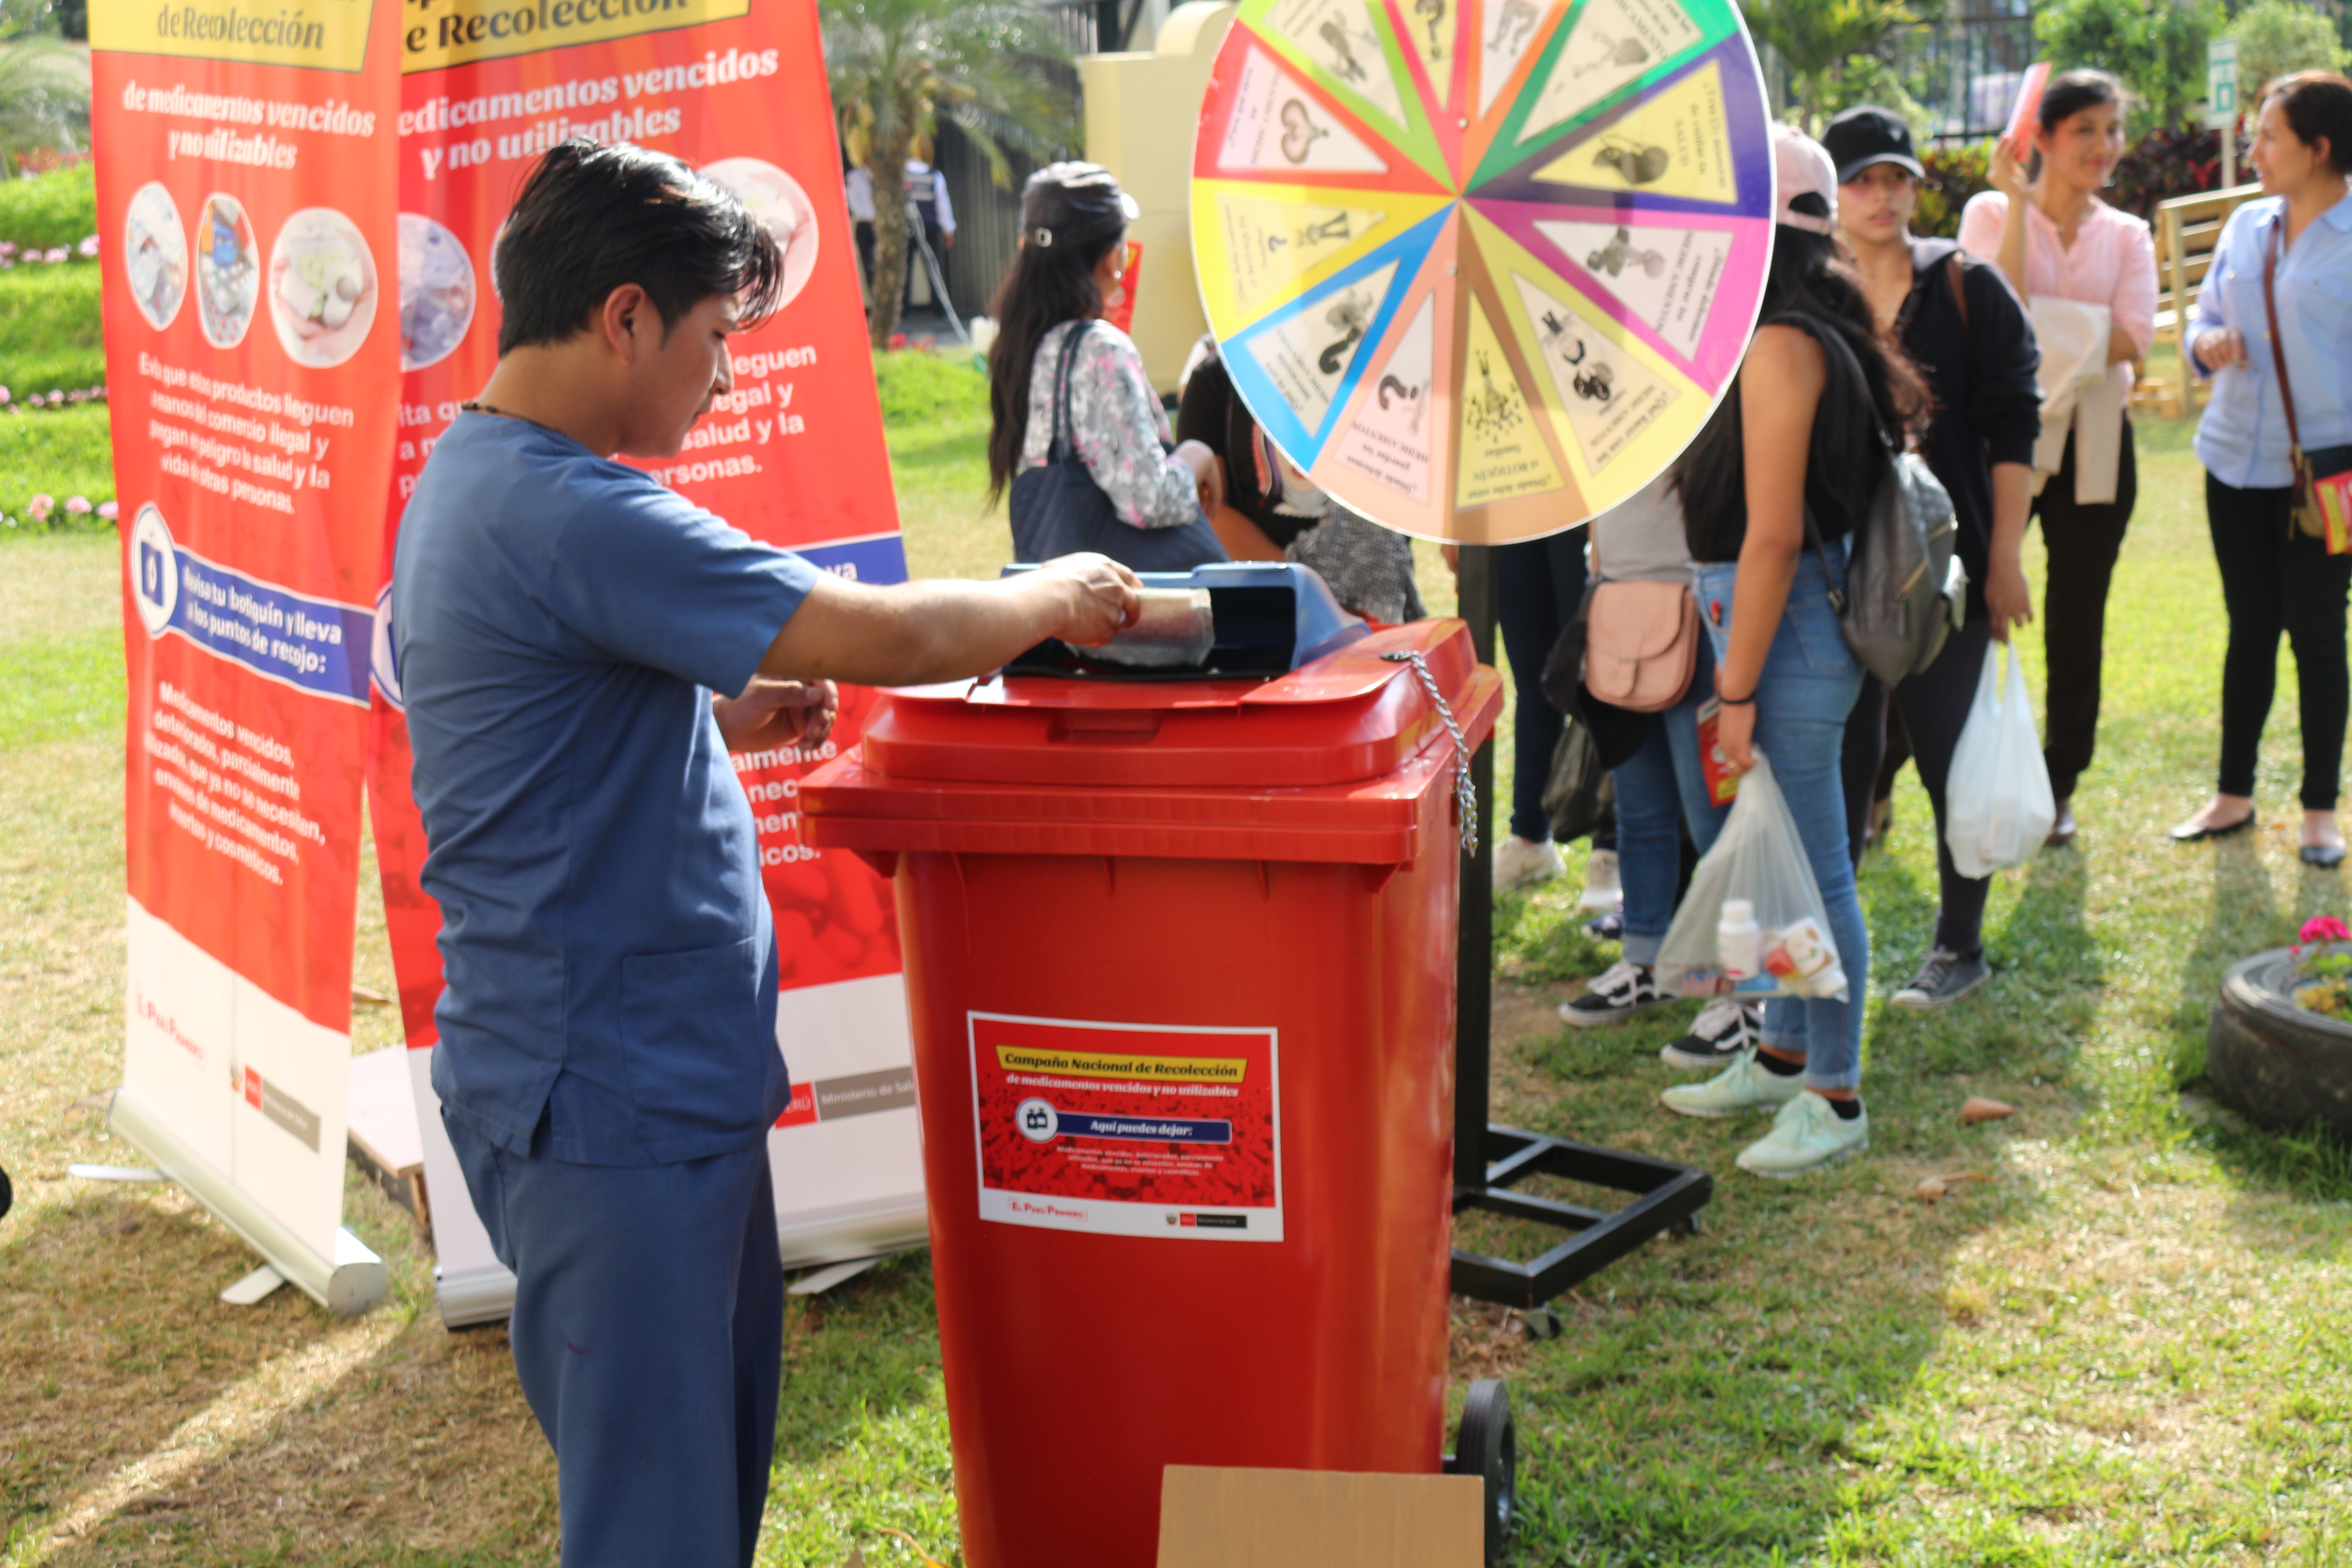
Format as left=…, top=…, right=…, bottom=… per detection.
left=1842, top=617, right=1997, bottom=956
left=2208, top=472, right=2352, bottom=808
left=1496, top=532, right=1602, bottom=845
left=2033, top=421, right=2138, bottom=801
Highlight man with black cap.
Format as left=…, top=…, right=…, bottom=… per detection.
left=1821, top=105, right=2043, bottom=1009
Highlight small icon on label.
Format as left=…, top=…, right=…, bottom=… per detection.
left=1014, top=1097, right=1058, bottom=1143
left=130, top=504, right=176, bottom=640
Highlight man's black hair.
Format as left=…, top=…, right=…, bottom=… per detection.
left=493, top=137, right=786, bottom=355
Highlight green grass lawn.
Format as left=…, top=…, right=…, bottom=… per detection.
left=5, top=359, right=2351, bottom=1565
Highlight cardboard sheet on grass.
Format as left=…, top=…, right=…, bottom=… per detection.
left=370, top=0, right=925, bottom=1324
left=1158, top=1466, right=1483, bottom=1568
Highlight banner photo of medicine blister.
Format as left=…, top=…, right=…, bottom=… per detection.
left=95, top=0, right=403, bottom=1306
left=372, top=0, right=925, bottom=1324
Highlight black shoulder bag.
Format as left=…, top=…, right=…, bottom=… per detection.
left=1006, top=320, right=1229, bottom=570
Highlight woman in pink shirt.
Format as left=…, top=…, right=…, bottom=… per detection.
left=1960, top=70, right=2158, bottom=844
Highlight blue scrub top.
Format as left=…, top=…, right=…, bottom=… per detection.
left=393, top=412, right=823, bottom=1166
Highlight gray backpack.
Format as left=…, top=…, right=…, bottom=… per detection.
left=1800, top=322, right=1965, bottom=686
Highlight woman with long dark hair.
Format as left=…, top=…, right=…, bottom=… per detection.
left=986, top=163, right=1226, bottom=567
left=2176, top=72, right=2352, bottom=863
left=1961, top=69, right=2158, bottom=845
left=1827, top=104, right=2043, bottom=1009
left=1655, top=127, right=1930, bottom=1177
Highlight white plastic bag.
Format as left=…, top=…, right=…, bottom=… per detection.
left=1944, top=642, right=2056, bottom=877
left=1656, top=752, right=1849, bottom=1002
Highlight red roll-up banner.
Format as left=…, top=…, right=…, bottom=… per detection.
left=96, top=0, right=402, bottom=1264
left=369, top=0, right=925, bottom=1313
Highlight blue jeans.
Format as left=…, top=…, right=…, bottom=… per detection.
left=1614, top=631, right=1733, bottom=966
left=1692, top=541, right=1869, bottom=1092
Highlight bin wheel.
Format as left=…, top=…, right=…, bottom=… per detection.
left=1449, top=1377, right=1516, bottom=1565
left=0, top=1163, right=10, bottom=1222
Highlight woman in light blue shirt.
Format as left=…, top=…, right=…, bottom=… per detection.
left=2174, top=72, right=2352, bottom=866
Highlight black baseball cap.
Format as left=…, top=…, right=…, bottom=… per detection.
left=1822, top=106, right=1925, bottom=184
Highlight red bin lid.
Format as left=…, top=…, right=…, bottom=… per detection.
left=803, top=620, right=1502, bottom=865
left=859, top=619, right=1487, bottom=790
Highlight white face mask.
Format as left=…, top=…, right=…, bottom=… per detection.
left=1270, top=448, right=1331, bottom=520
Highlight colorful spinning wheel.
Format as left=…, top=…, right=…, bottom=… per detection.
left=1191, top=0, right=1775, bottom=543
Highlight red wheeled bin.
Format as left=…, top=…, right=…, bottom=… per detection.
left=802, top=591, right=1505, bottom=1568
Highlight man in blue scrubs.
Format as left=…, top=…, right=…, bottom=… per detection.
left=392, top=139, right=1137, bottom=1567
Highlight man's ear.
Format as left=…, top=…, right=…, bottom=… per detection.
left=598, top=283, right=653, bottom=361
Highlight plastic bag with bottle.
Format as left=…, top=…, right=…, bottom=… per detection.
left=1655, top=751, right=1849, bottom=1002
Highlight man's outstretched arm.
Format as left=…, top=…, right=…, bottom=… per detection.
left=755, top=553, right=1140, bottom=688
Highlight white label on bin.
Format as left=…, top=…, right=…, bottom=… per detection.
left=967, top=1012, right=1284, bottom=1241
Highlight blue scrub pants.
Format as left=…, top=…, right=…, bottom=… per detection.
left=1613, top=632, right=1731, bottom=966
left=1692, top=542, right=1868, bottom=1092
left=446, top=1111, right=785, bottom=1568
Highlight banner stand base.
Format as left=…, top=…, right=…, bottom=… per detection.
left=107, top=1089, right=390, bottom=1315
left=434, top=1262, right=520, bottom=1330
left=430, top=1198, right=932, bottom=1329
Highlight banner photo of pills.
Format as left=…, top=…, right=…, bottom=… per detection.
left=371, top=0, right=925, bottom=1320
left=94, top=0, right=403, bottom=1275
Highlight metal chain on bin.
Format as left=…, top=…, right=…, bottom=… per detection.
left=1382, top=649, right=1478, bottom=861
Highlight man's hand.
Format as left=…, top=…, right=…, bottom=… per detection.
left=713, top=677, right=838, bottom=752
left=1029, top=552, right=1142, bottom=647
left=756, top=554, right=1142, bottom=686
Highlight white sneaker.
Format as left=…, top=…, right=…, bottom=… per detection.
left=1658, top=1048, right=1806, bottom=1118
left=1493, top=835, right=1564, bottom=891
left=1735, top=1091, right=1870, bottom=1178
left=1577, top=848, right=1623, bottom=911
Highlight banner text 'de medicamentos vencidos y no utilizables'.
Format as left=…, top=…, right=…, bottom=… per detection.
left=369, top=0, right=925, bottom=1311
left=96, top=0, right=402, bottom=1267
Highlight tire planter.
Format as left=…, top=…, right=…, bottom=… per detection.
left=2208, top=949, right=2352, bottom=1139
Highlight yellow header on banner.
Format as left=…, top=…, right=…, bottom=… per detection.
left=994, top=1045, right=1248, bottom=1083
left=399, top=0, right=751, bottom=71
left=93, top=0, right=376, bottom=71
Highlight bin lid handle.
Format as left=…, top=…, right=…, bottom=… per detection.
left=1382, top=649, right=1478, bottom=861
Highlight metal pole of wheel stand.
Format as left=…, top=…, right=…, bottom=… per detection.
left=1446, top=544, right=1714, bottom=1315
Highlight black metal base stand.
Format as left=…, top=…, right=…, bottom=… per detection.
left=1447, top=544, right=1712, bottom=1309
left=1452, top=1126, right=1711, bottom=1308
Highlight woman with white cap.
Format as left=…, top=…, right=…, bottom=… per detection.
left=1653, top=127, right=1929, bottom=1177
left=987, top=162, right=1228, bottom=569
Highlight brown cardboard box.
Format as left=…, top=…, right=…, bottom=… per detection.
left=1156, top=1465, right=1484, bottom=1568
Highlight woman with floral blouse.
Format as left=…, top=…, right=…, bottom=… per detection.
left=986, top=162, right=1225, bottom=568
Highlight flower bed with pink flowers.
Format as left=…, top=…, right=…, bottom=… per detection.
left=0, top=170, right=116, bottom=529
left=2289, top=916, right=2352, bottom=1020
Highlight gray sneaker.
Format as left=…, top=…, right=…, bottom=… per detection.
left=1889, top=947, right=1990, bottom=1010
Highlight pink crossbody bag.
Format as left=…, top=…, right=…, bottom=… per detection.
left=1581, top=576, right=1700, bottom=713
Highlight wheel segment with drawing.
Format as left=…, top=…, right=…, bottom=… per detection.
left=1191, top=0, right=1778, bottom=544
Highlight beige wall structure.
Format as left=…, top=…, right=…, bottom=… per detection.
left=1082, top=1, right=1236, bottom=396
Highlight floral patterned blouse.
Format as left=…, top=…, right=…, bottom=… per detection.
left=1019, top=319, right=1201, bottom=529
